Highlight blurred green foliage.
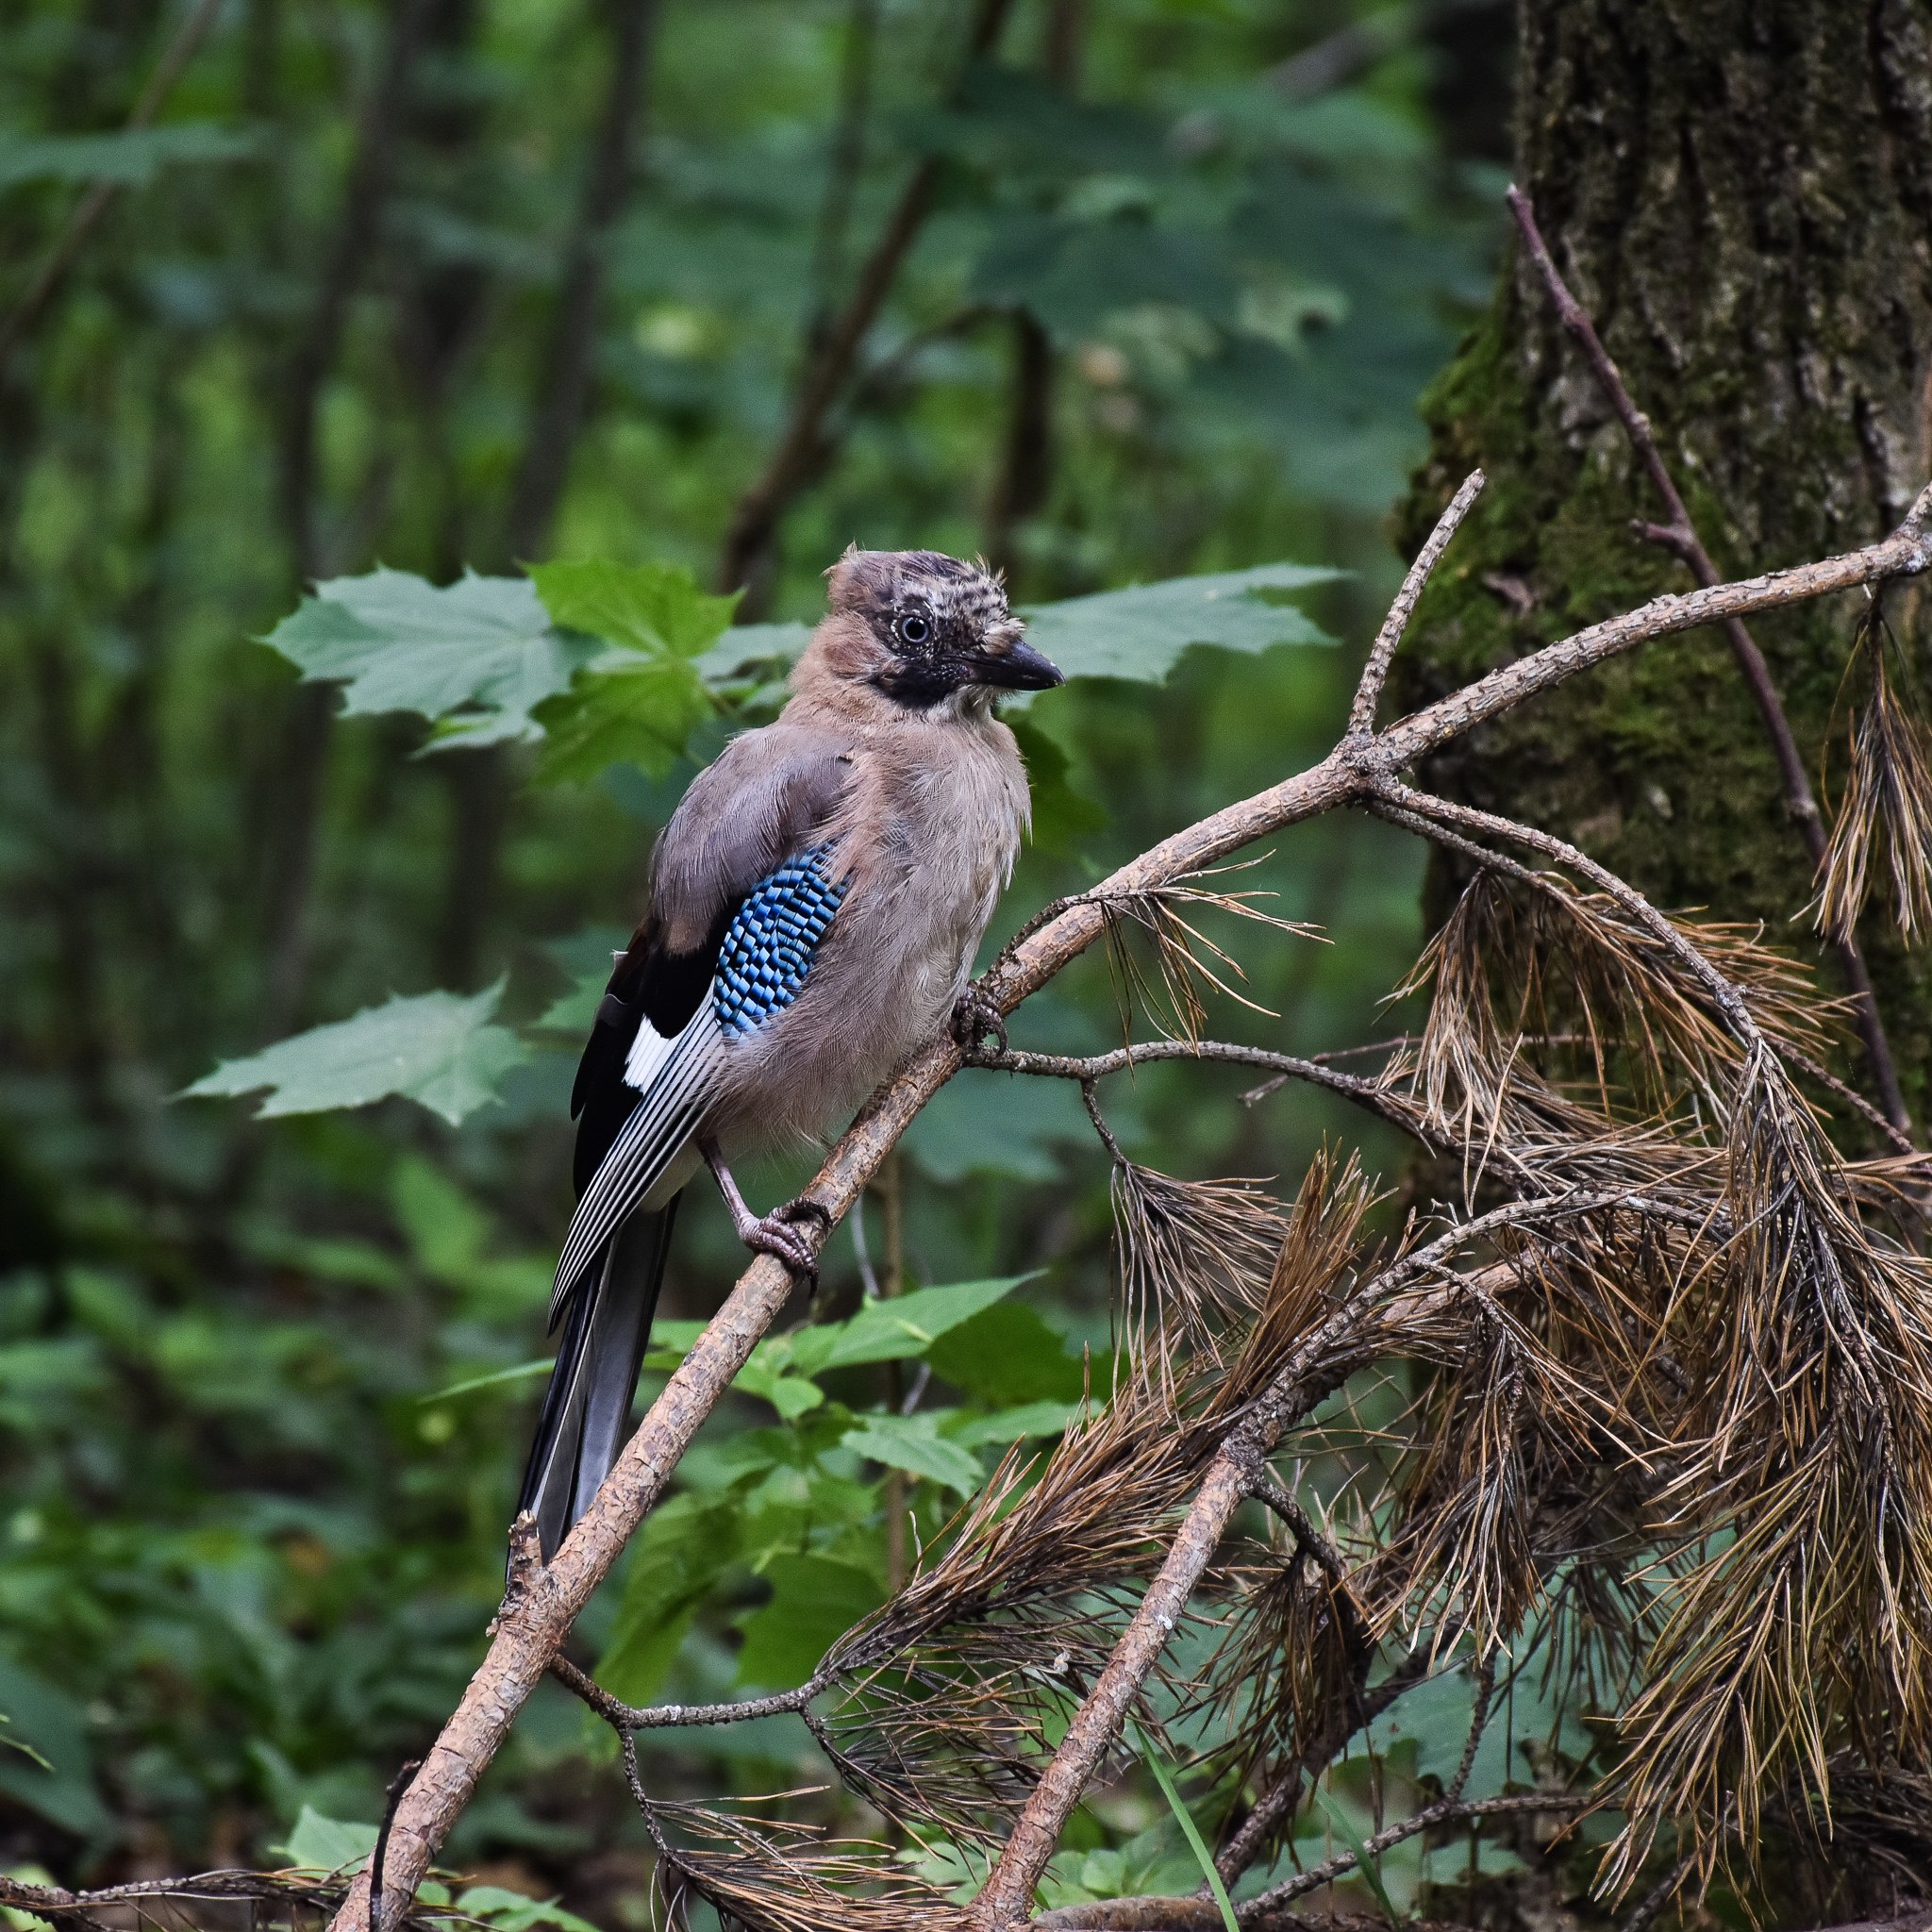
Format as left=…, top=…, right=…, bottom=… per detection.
left=0, top=0, right=1514, bottom=1920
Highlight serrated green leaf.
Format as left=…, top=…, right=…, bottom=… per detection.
left=260, top=568, right=599, bottom=749
left=457, top=1887, right=601, bottom=1932
left=693, top=621, right=811, bottom=680
left=1366, top=1628, right=1598, bottom=1800
left=0, top=124, right=258, bottom=190
left=182, top=981, right=529, bottom=1126
left=525, top=560, right=738, bottom=780
left=597, top=1493, right=747, bottom=1707
left=926, top=1299, right=1086, bottom=1406
left=904, top=1069, right=1095, bottom=1182
left=533, top=927, right=625, bottom=1033
left=947, top=1399, right=1078, bottom=1448
left=275, top=1805, right=376, bottom=1874
left=1009, top=713, right=1106, bottom=852
left=841, top=1411, right=985, bottom=1496
left=787, top=1275, right=1031, bottom=1376
left=1019, top=562, right=1339, bottom=686
left=527, top=558, right=739, bottom=659
left=735, top=1554, right=883, bottom=1689
left=532, top=653, right=713, bottom=782
left=732, top=1361, right=824, bottom=1418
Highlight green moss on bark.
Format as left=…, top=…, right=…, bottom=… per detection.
left=1393, top=0, right=1932, bottom=1126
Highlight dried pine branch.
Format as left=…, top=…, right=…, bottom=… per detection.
left=1610, top=1045, right=1932, bottom=1890
left=1816, top=603, right=1932, bottom=946
left=1091, top=867, right=1322, bottom=1042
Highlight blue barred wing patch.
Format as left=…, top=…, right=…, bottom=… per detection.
left=713, top=843, right=849, bottom=1039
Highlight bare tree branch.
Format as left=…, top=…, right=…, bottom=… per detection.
left=970, top=1197, right=1641, bottom=1926
left=1505, top=185, right=1910, bottom=1137
left=963, top=1039, right=1429, bottom=1142
left=716, top=0, right=1018, bottom=606
left=1037, top=1789, right=1591, bottom=1927
left=1209, top=1645, right=1433, bottom=1886
left=1348, top=468, right=1486, bottom=739
left=325, top=481, right=1932, bottom=1932
left=0, top=0, right=226, bottom=370
left=550, top=1653, right=832, bottom=1731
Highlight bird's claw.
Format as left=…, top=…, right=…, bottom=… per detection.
left=953, top=988, right=1008, bottom=1058
left=742, top=1196, right=830, bottom=1292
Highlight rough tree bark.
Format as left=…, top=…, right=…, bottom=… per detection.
left=1394, top=0, right=1932, bottom=1123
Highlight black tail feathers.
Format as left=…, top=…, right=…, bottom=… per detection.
left=517, top=1198, right=678, bottom=1561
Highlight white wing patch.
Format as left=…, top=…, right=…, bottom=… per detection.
left=554, top=1004, right=723, bottom=1323
left=624, top=1013, right=681, bottom=1091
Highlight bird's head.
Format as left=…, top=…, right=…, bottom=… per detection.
left=803, top=548, right=1063, bottom=715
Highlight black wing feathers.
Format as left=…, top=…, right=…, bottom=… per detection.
left=566, top=735, right=852, bottom=1198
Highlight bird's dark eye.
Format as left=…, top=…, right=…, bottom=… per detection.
left=894, top=610, right=932, bottom=647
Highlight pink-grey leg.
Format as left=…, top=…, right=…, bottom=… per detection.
left=699, top=1135, right=828, bottom=1289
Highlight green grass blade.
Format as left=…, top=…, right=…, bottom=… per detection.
left=1317, top=1790, right=1400, bottom=1925
left=418, top=1358, right=550, bottom=1403
left=1128, top=1719, right=1239, bottom=1932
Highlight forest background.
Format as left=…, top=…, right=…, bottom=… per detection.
left=8, top=2, right=1901, bottom=1928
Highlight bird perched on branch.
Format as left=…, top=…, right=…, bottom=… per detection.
left=520, top=548, right=1062, bottom=1558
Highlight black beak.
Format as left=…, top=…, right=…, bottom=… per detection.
left=974, top=637, right=1064, bottom=691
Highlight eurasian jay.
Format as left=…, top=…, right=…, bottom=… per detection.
left=519, top=549, right=1063, bottom=1557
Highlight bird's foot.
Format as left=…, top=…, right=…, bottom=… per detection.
left=952, top=986, right=1008, bottom=1058
left=740, top=1196, right=831, bottom=1292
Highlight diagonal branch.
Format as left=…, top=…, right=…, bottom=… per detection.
left=0, top=0, right=226, bottom=371
left=550, top=1653, right=832, bottom=1732
left=1208, top=1643, right=1433, bottom=1887
left=325, top=491, right=1932, bottom=1932
left=1348, top=468, right=1486, bottom=739
left=962, top=1040, right=1431, bottom=1144
left=1505, top=185, right=1909, bottom=1137
left=969, top=1200, right=1635, bottom=1927
left=716, top=0, right=1016, bottom=603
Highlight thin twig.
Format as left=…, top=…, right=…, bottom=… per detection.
left=0, top=1874, right=352, bottom=1928
left=1241, top=1472, right=1350, bottom=1584
left=1506, top=185, right=1911, bottom=1137
left=0, top=0, right=226, bottom=368
left=1445, top=1654, right=1494, bottom=1804
left=1617, top=1839, right=1702, bottom=1932
left=1347, top=469, right=1485, bottom=739
left=1211, top=1646, right=1434, bottom=1885
left=550, top=1654, right=831, bottom=1729
left=965, top=1039, right=1429, bottom=1143
left=1242, top=1792, right=1591, bottom=1915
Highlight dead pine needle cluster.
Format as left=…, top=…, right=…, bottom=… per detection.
left=80, top=430, right=1920, bottom=1932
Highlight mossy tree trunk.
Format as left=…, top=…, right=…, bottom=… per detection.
left=1394, top=0, right=1932, bottom=1127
